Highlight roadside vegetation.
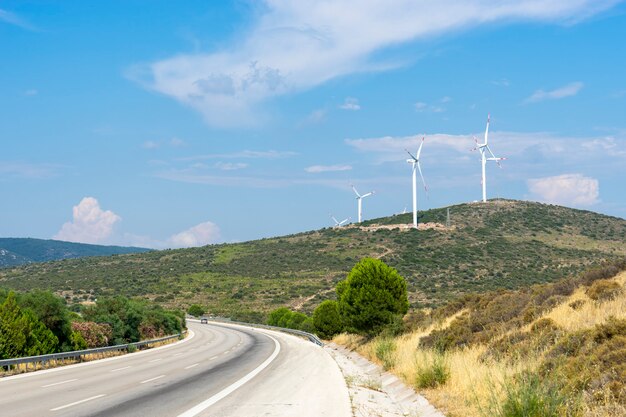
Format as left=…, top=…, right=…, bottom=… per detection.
left=0, top=289, right=185, bottom=359
left=335, top=259, right=626, bottom=417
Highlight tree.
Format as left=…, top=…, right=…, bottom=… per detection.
left=313, top=300, right=343, bottom=339
left=336, top=258, right=409, bottom=335
left=267, top=307, right=292, bottom=327
left=187, top=304, right=206, bottom=318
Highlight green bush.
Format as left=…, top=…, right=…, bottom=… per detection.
left=337, top=258, right=409, bottom=336
left=374, top=337, right=396, bottom=370
left=187, top=304, right=206, bottom=318
left=487, top=374, right=574, bottom=417
left=313, top=300, right=343, bottom=339
left=415, top=353, right=450, bottom=388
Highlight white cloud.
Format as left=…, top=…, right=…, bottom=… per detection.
left=179, top=149, right=297, bottom=161
left=24, top=89, right=38, bottom=96
left=524, top=81, right=584, bottom=103
left=130, top=0, right=617, bottom=127
left=215, top=162, right=249, bottom=170
left=305, top=164, right=352, bottom=173
left=340, top=97, right=361, bottom=110
left=527, top=174, right=599, bottom=206
left=492, top=79, right=510, bottom=87
left=168, top=221, right=221, bottom=248
left=142, top=140, right=160, bottom=149
left=414, top=102, right=428, bottom=112
left=0, top=8, right=36, bottom=30
left=54, top=197, right=122, bottom=244
left=143, top=138, right=187, bottom=149
left=0, top=161, right=62, bottom=179
left=302, top=109, right=327, bottom=125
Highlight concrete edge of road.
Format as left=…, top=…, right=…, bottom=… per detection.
left=0, top=329, right=196, bottom=383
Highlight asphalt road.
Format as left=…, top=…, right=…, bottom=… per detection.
left=0, top=321, right=351, bottom=417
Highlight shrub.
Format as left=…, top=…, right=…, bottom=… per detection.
left=415, top=353, right=450, bottom=388
left=374, top=337, right=396, bottom=370
left=313, top=300, right=343, bottom=339
left=489, top=374, right=574, bottom=417
left=585, top=279, right=622, bottom=301
left=187, top=304, right=206, bottom=318
left=267, top=307, right=292, bottom=327
left=337, top=258, right=409, bottom=336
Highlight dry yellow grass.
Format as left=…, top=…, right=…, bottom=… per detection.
left=542, top=271, right=626, bottom=331
left=335, top=273, right=626, bottom=417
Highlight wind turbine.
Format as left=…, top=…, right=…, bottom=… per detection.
left=472, top=115, right=506, bottom=203
left=351, top=184, right=374, bottom=223
left=330, top=214, right=350, bottom=228
left=406, top=137, right=427, bottom=228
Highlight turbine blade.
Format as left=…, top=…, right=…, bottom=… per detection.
left=405, top=149, right=417, bottom=160
left=484, top=114, right=490, bottom=145
left=350, top=184, right=361, bottom=197
left=416, top=136, right=425, bottom=160
left=417, top=161, right=427, bottom=191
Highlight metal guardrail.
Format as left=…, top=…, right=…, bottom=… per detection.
left=0, top=333, right=183, bottom=371
left=198, top=317, right=324, bottom=347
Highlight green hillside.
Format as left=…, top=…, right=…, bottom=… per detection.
left=0, top=200, right=624, bottom=319
left=0, top=238, right=151, bottom=268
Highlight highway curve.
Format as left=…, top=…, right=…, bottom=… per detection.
left=0, top=321, right=351, bottom=417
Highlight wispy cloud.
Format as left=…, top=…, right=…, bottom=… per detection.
left=179, top=150, right=297, bottom=162
left=129, top=0, right=617, bottom=127
left=0, top=8, right=37, bottom=31
left=528, top=174, right=599, bottom=206
left=414, top=98, right=448, bottom=113
left=215, top=162, right=249, bottom=170
left=0, top=161, right=63, bottom=179
left=305, top=164, right=352, bottom=173
left=142, top=137, right=187, bottom=149
left=524, top=81, right=584, bottom=103
left=24, top=89, right=38, bottom=96
left=339, top=97, right=361, bottom=111
left=168, top=221, right=221, bottom=248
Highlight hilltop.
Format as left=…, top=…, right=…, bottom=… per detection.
left=0, top=238, right=151, bottom=268
left=0, top=200, right=624, bottom=317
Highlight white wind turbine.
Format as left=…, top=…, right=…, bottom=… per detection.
left=473, top=115, right=506, bottom=203
left=406, top=137, right=427, bottom=228
left=330, top=214, right=350, bottom=228
left=351, top=184, right=374, bottom=223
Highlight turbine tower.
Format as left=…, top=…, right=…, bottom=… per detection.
left=351, top=184, right=374, bottom=223
left=330, top=214, right=350, bottom=228
left=473, top=115, right=506, bottom=203
left=406, top=137, right=427, bottom=228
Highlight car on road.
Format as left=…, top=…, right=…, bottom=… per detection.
left=200, top=317, right=208, bottom=324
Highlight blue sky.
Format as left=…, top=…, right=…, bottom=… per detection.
left=1, top=0, right=625, bottom=248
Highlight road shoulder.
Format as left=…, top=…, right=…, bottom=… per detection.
left=326, top=342, right=445, bottom=417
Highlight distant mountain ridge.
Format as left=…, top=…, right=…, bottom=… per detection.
left=0, top=238, right=151, bottom=268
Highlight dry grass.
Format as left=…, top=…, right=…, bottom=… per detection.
left=542, top=271, right=626, bottom=331
left=335, top=273, right=626, bottom=417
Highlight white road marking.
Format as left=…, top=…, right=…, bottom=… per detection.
left=149, top=358, right=162, bottom=363
left=173, top=352, right=184, bottom=356
left=110, top=366, right=131, bottom=372
left=209, top=356, right=218, bottom=360
left=140, top=375, right=165, bottom=384
left=185, top=363, right=199, bottom=369
left=177, top=334, right=281, bottom=417
left=50, top=394, right=105, bottom=411
left=41, top=379, right=78, bottom=388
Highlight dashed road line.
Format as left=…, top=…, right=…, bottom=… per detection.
left=140, top=375, right=165, bottom=384
left=185, top=363, right=199, bottom=369
left=42, top=379, right=78, bottom=388
left=50, top=394, right=105, bottom=411
left=110, top=366, right=131, bottom=372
